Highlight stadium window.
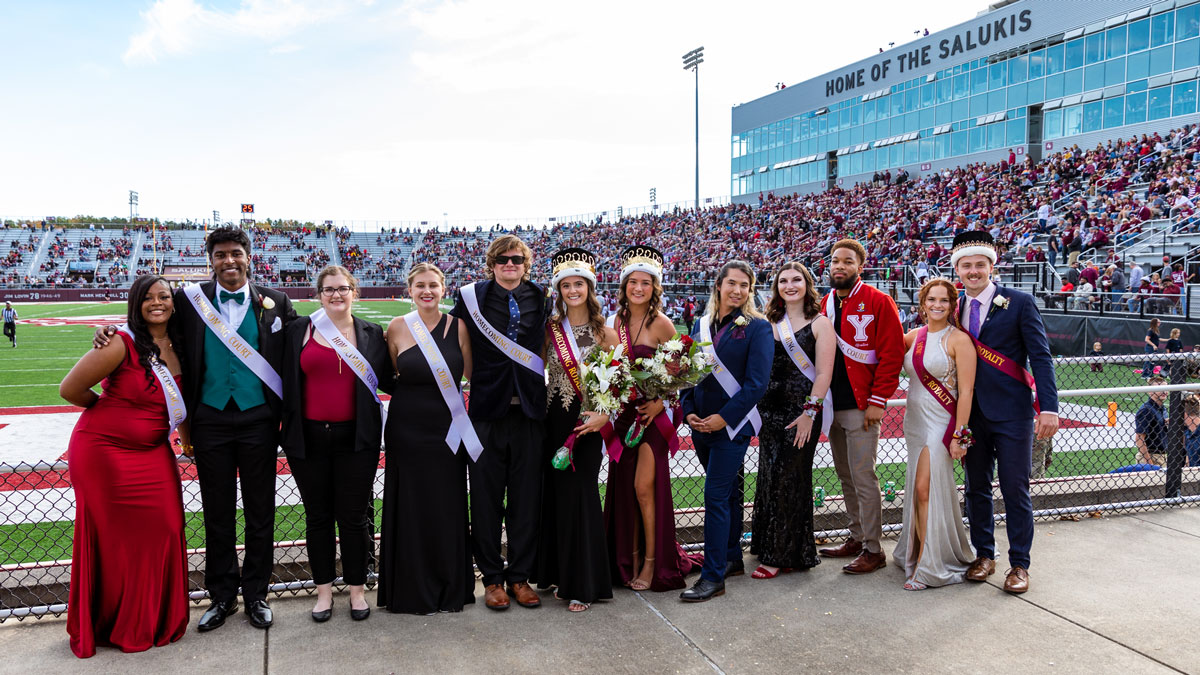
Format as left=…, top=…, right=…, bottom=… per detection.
left=891, top=94, right=905, bottom=117
left=953, top=73, right=970, bottom=99
left=1064, top=68, right=1084, bottom=96
left=1046, top=72, right=1065, bottom=99
left=851, top=105, right=862, bottom=126
left=988, top=88, right=1007, bottom=113
left=1150, top=11, right=1175, bottom=47
left=905, top=140, right=919, bottom=164
left=920, top=83, right=934, bottom=109
left=989, top=62, right=1007, bottom=90
left=919, top=107, right=935, bottom=130
left=1103, top=96, right=1125, bottom=128
left=1008, top=82, right=1027, bottom=108
left=877, top=97, right=890, bottom=120
left=875, top=147, right=889, bottom=170
left=1028, top=77, right=1046, bottom=103
left=839, top=129, right=851, bottom=147
left=1046, top=43, right=1065, bottom=75
left=1029, top=49, right=1046, bottom=80
left=952, top=97, right=970, bottom=122
left=968, top=93, right=986, bottom=117
left=1105, top=58, right=1126, bottom=87
left=1149, top=45, right=1174, bottom=76
left=1180, top=4, right=1200, bottom=40
left=1082, top=100, right=1103, bottom=133
left=1084, top=34, right=1104, bottom=65
left=1084, top=64, right=1105, bottom=92
left=1127, top=50, right=1150, bottom=80
left=1009, top=54, right=1028, bottom=84
left=1129, top=18, right=1150, bottom=53
left=890, top=144, right=903, bottom=167
left=1148, top=85, right=1172, bottom=120
left=1175, top=37, right=1200, bottom=69
left=919, top=137, right=934, bottom=162
left=1172, top=80, right=1197, bottom=116
left=935, top=134, right=951, bottom=159
left=1044, top=108, right=1064, bottom=140
left=951, top=130, right=968, bottom=156
left=988, top=122, right=1005, bottom=150
left=902, top=112, right=916, bottom=134
left=903, top=89, right=916, bottom=113
left=936, top=78, right=952, bottom=104
left=1064, top=104, right=1083, bottom=136
left=1065, top=38, right=1084, bottom=70
left=969, top=127, right=986, bottom=153
left=851, top=125, right=863, bottom=145
left=1106, top=25, right=1128, bottom=59
left=935, top=102, right=952, bottom=125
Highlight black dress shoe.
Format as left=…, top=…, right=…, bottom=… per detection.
left=679, top=578, right=725, bottom=603
left=350, top=606, right=371, bottom=621
left=311, top=608, right=332, bottom=623
left=247, top=600, right=273, bottom=629
left=726, top=559, right=745, bottom=577
left=198, top=599, right=238, bottom=632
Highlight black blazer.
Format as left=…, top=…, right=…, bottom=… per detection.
left=449, top=279, right=548, bottom=421
left=280, top=315, right=393, bottom=460
left=174, top=280, right=298, bottom=421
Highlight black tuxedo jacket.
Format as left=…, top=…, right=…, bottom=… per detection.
left=174, top=280, right=298, bottom=421
left=280, top=315, right=393, bottom=460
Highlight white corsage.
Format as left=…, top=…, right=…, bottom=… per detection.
left=734, top=316, right=749, bottom=327
left=992, top=295, right=1010, bottom=310
left=261, top=296, right=276, bottom=310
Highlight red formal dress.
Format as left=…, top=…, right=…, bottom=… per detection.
left=66, top=331, right=188, bottom=658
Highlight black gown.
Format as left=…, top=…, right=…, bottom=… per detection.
left=532, top=324, right=613, bottom=605
left=749, top=322, right=822, bottom=571
left=378, top=314, right=475, bottom=613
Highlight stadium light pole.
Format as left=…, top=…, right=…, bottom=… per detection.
left=683, top=47, right=703, bottom=213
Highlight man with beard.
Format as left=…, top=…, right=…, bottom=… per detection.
left=817, top=239, right=904, bottom=575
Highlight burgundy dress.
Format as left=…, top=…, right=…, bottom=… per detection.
left=603, top=344, right=701, bottom=591
left=66, top=331, right=188, bottom=658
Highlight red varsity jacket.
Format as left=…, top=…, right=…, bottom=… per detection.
left=820, top=278, right=905, bottom=410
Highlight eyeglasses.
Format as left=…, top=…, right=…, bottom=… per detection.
left=320, top=286, right=353, bottom=296
left=494, top=255, right=526, bottom=266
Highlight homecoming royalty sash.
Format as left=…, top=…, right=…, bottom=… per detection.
left=405, top=312, right=484, bottom=461
left=964, top=332, right=1040, bottom=413
left=460, top=283, right=545, bottom=375
left=912, top=326, right=958, bottom=450
left=823, top=293, right=879, bottom=365
left=777, top=314, right=833, bottom=437
left=698, top=315, right=762, bottom=440
left=183, top=284, right=283, bottom=397
left=607, top=313, right=678, bottom=450
left=118, top=324, right=186, bottom=435
left=548, top=319, right=623, bottom=463
left=310, top=309, right=387, bottom=426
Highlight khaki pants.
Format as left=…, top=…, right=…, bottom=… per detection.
left=1151, top=453, right=1167, bottom=467
left=1032, top=437, right=1053, bottom=479
left=828, top=407, right=883, bottom=554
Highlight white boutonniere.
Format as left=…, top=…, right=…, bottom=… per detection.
left=734, top=316, right=749, bottom=327
left=261, top=296, right=276, bottom=310
left=993, top=295, right=1010, bottom=310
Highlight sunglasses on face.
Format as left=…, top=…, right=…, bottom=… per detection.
left=494, top=255, right=525, bottom=266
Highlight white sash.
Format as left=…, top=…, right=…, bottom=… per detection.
left=118, top=324, right=186, bottom=435
left=460, top=283, right=545, bottom=375
left=823, top=293, right=879, bottom=365
left=183, top=284, right=283, bottom=397
left=777, top=315, right=833, bottom=437
left=404, top=312, right=484, bottom=461
left=310, top=309, right=388, bottom=427
left=698, top=315, right=761, bottom=440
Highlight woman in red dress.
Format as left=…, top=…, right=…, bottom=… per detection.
left=60, top=275, right=189, bottom=658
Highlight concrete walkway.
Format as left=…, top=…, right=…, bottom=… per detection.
left=2, top=508, right=1197, bottom=674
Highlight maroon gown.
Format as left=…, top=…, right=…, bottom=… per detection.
left=603, top=344, right=701, bottom=591
left=67, top=331, right=188, bottom=658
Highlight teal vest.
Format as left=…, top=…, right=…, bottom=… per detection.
left=201, top=306, right=266, bottom=411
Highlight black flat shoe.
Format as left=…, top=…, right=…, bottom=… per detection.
left=350, top=606, right=371, bottom=621
left=311, top=608, right=332, bottom=623
left=197, top=599, right=238, bottom=632
left=247, top=600, right=273, bottom=629
left=680, top=578, right=725, bottom=603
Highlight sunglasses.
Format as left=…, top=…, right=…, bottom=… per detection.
left=494, top=255, right=526, bottom=266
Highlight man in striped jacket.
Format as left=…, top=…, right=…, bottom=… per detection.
left=816, top=239, right=905, bottom=575
left=2, top=301, right=16, bottom=348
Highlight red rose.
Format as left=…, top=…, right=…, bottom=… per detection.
left=681, top=335, right=694, bottom=348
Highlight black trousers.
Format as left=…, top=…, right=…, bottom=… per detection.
left=468, top=406, right=545, bottom=586
left=192, top=403, right=279, bottom=604
left=3, top=322, right=13, bottom=343
left=290, top=420, right=378, bottom=585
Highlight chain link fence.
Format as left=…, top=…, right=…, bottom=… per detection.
left=3, top=352, right=1200, bottom=621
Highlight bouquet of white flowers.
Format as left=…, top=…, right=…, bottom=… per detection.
left=551, top=343, right=637, bottom=470
left=624, top=333, right=715, bottom=447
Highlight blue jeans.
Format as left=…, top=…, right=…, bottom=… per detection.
left=693, top=428, right=753, bottom=583
left=1144, top=344, right=1157, bottom=375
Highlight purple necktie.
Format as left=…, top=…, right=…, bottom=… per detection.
left=968, top=298, right=981, bottom=338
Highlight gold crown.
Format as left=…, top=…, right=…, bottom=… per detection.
left=552, top=260, right=596, bottom=276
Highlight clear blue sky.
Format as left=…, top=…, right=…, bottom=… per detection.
left=0, top=0, right=977, bottom=227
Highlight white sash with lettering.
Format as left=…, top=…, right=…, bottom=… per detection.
left=183, top=284, right=283, bottom=397
left=698, top=315, right=762, bottom=440
left=823, top=294, right=879, bottom=365
left=405, top=312, right=484, bottom=462
left=777, top=315, right=833, bottom=436
left=310, top=309, right=387, bottom=426
left=460, top=283, right=545, bottom=375
left=118, top=324, right=186, bottom=435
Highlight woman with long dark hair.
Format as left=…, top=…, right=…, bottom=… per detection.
left=60, top=275, right=189, bottom=658
left=750, top=262, right=835, bottom=579
left=531, top=248, right=618, bottom=611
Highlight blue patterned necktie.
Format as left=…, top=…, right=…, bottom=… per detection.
left=506, top=292, right=521, bottom=341
left=968, top=298, right=981, bottom=338
left=220, top=290, right=245, bottom=305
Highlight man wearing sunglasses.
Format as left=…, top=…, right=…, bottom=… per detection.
left=449, top=234, right=549, bottom=611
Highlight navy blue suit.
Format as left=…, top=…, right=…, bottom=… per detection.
left=681, top=311, right=774, bottom=583
left=959, top=285, right=1058, bottom=570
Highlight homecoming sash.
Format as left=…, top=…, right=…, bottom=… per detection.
left=777, top=314, right=833, bottom=437
left=310, top=309, right=387, bottom=426
left=118, top=324, right=186, bottom=435
left=822, top=293, right=879, bottom=364
left=405, top=312, right=484, bottom=461
left=698, top=315, right=762, bottom=440
left=609, top=313, right=678, bottom=451
left=964, top=331, right=1041, bottom=413
left=548, top=319, right=623, bottom=463
left=912, top=326, right=958, bottom=450
left=183, top=284, right=283, bottom=397
left=460, top=283, right=545, bottom=375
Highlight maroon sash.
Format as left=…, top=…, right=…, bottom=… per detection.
left=963, top=332, right=1040, bottom=413
left=548, top=321, right=622, bottom=463
left=612, top=314, right=680, bottom=456
left=912, top=326, right=958, bottom=451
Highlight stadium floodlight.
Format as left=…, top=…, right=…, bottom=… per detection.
left=682, top=47, right=704, bottom=213
left=649, top=187, right=657, bottom=204
left=128, top=190, right=138, bottom=223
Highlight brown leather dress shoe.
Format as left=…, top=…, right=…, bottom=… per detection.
left=507, top=581, right=541, bottom=608
left=966, top=557, right=996, bottom=582
left=1003, top=567, right=1029, bottom=594
left=842, top=550, right=887, bottom=574
left=818, top=538, right=863, bottom=558
left=484, top=584, right=510, bottom=611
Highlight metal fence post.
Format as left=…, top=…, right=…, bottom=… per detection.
left=1167, top=358, right=1186, bottom=499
